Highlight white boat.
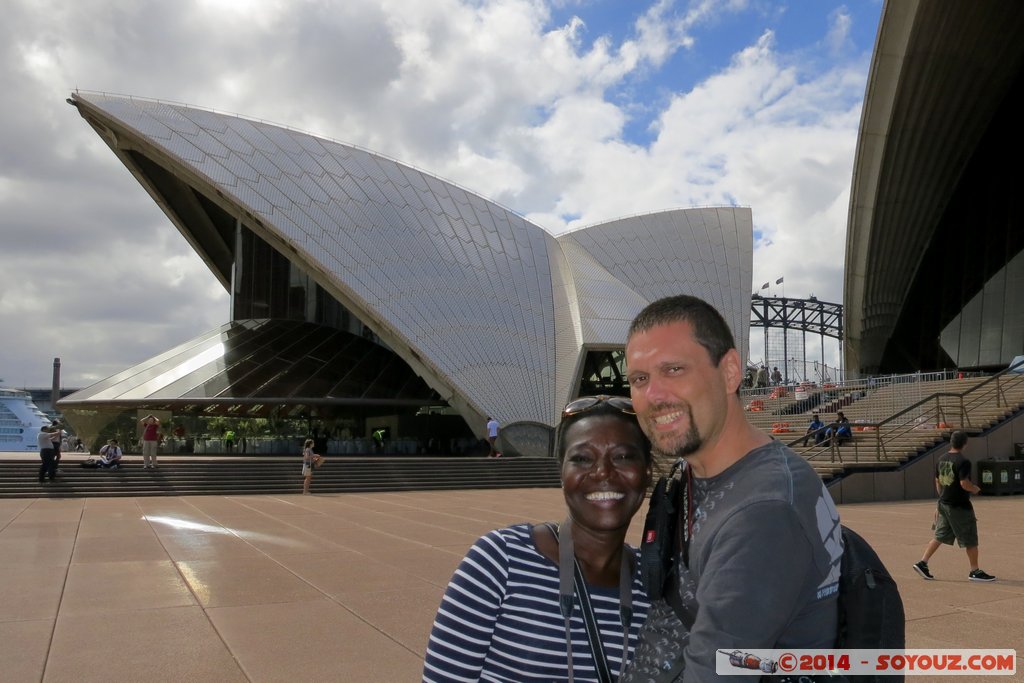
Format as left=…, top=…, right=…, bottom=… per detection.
left=0, top=387, right=53, bottom=452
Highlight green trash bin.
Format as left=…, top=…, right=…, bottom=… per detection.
left=1009, top=461, right=1024, bottom=495
left=978, top=460, right=1015, bottom=495
left=978, top=461, right=994, bottom=495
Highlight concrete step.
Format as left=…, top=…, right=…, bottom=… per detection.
left=0, top=456, right=562, bottom=499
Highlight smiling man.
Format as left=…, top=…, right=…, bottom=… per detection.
left=621, top=295, right=843, bottom=682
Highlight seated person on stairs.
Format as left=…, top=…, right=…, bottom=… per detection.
left=98, top=439, right=123, bottom=469
left=803, top=413, right=826, bottom=446
left=825, top=412, right=852, bottom=446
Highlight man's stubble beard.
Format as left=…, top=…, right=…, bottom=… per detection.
left=644, top=403, right=703, bottom=460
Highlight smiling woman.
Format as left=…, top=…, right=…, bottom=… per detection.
left=556, top=397, right=651, bottom=549
left=422, top=396, right=653, bottom=683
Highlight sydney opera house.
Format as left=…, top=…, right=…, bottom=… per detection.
left=61, top=92, right=752, bottom=455
left=60, top=2, right=1024, bottom=455
left=845, top=1, right=1024, bottom=377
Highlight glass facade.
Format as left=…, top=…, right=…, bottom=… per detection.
left=576, top=349, right=629, bottom=397
left=232, top=225, right=370, bottom=338
left=63, top=319, right=437, bottom=406
left=58, top=319, right=452, bottom=453
left=940, top=250, right=1024, bottom=368
left=59, top=220, right=454, bottom=452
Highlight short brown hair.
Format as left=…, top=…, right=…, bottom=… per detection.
left=628, top=295, right=735, bottom=365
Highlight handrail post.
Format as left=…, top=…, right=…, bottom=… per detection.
left=830, top=436, right=845, bottom=465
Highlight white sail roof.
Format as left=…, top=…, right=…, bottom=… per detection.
left=71, top=92, right=752, bottom=428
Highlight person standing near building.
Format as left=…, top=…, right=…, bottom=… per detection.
left=224, top=428, right=236, bottom=452
left=50, top=419, right=66, bottom=476
left=486, top=416, right=500, bottom=457
left=755, top=364, right=769, bottom=389
left=372, top=427, right=387, bottom=454
left=37, top=425, right=59, bottom=482
left=140, top=414, right=160, bottom=469
left=301, top=438, right=323, bottom=494
left=913, top=431, right=996, bottom=582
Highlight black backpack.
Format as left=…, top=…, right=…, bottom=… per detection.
left=640, top=467, right=906, bottom=679
left=639, top=461, right=684, bottom=601
left=836, top=525, right=905, bottom=649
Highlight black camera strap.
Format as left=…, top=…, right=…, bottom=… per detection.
left=548, top=519, right=632, bottom=683
left=665, top=465, right=695, bottom=627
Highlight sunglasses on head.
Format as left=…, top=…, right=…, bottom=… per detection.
left=562, top=394, right=635, bottom=419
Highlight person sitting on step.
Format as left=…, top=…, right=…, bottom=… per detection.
left=98, top=439, right=123, bottom=469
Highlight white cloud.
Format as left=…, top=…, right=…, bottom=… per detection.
left=0, top=0, right=873, bottom=386
left=825, top=6, right=855, bottom=56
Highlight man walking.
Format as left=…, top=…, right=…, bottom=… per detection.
left=913, top=431, right=996, bottom=582
left=621, top=295, right=842, bottom=681
left=485, top=416, right=500, bottom=457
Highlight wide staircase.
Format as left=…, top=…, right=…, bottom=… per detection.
left=745, top=368, right=1024, bottom=484
left=7, top=369, right=1022, bottom=499
left=0, top=455, right=562, bottom=499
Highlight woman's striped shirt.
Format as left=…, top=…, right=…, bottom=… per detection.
left=422, top=523, right=651, bottom=682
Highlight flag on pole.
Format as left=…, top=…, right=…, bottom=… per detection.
left=761, top=282, right=770, bottom=289
left=775, top=277, right=784, bottom=285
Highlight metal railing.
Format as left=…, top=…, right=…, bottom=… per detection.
left=785, top=359, right=1024, bottom=466
left=740, top=368, right=978, bottom=423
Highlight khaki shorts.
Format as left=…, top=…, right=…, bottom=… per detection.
left=934, top=502, right=978, bottom=548
left=302, top=464, right=312, bottom=477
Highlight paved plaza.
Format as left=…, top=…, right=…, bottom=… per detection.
left=1, top=483, right=1021, bottom=682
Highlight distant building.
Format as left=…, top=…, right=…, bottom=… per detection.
left=62, top=93, right=752, bottom=454
left=24, top=388, right=80, bottom=417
